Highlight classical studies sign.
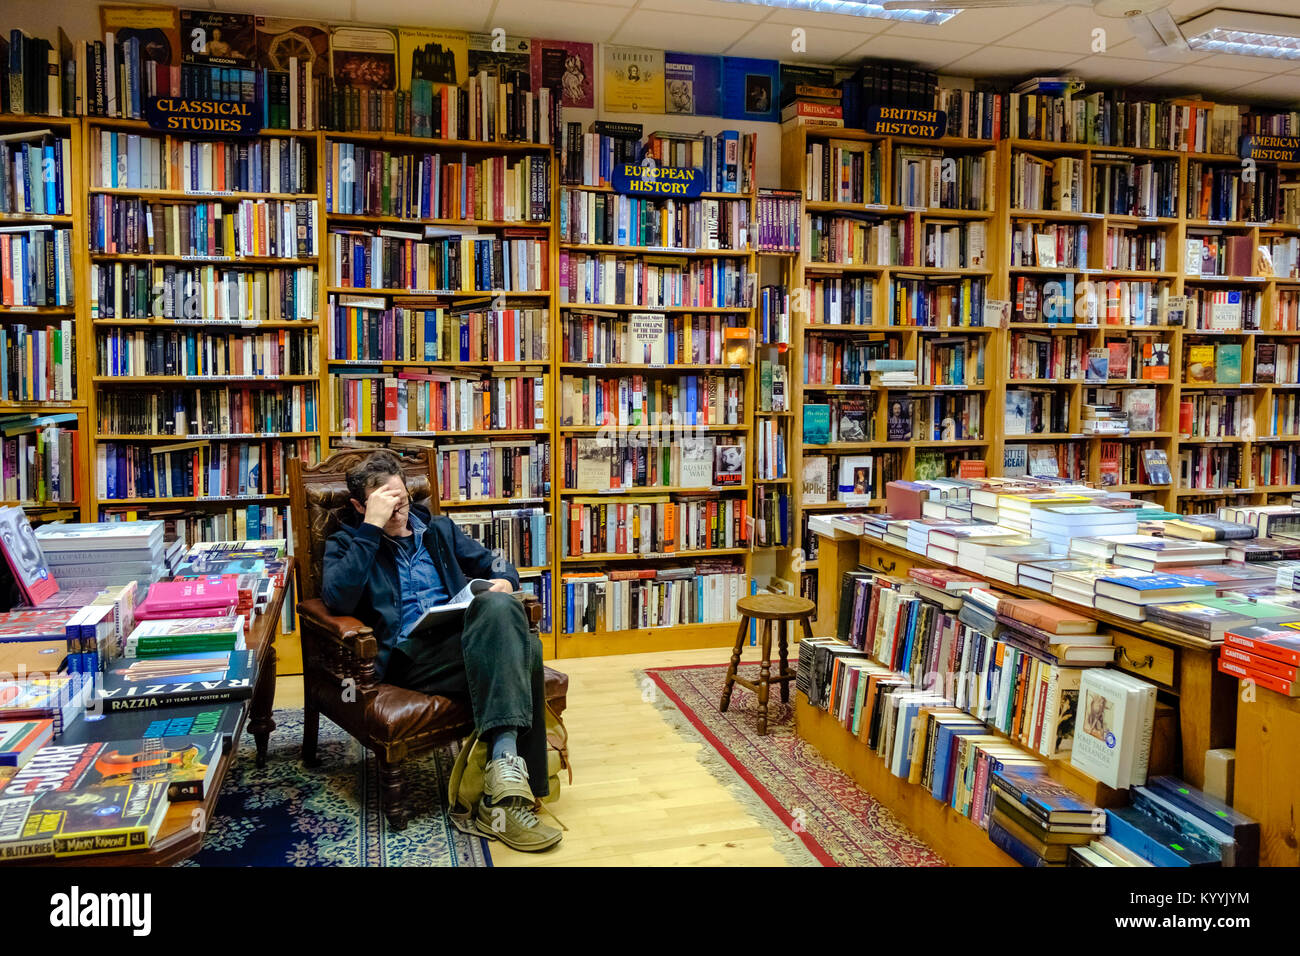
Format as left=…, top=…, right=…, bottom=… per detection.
left=143, top=96, right=261, bottom=136
left=611, top=163, right=706, bottom=198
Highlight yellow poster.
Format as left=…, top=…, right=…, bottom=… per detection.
left=603, top=44, right=664, bottom=114
left=398, top=28, right=468, bottom=90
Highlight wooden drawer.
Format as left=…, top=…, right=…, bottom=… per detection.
left=1113, top=631, right=1177, bottom=688
left=867, top=546, right=913, bottom=578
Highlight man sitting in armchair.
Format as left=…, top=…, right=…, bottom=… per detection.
left=320, top=450, right=561, bottom=852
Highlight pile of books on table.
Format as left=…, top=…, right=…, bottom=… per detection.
left=0, top=515, right=287, bottom=860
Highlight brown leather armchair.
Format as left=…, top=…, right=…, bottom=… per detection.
left=288, top=447, right=568, bottom=830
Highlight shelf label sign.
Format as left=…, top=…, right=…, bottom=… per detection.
left=144, top=96, right=261, bottom=136
left=612, top=163, right=705, bottom=198
left=1240, top=134, right=1300, bottom=163
left=864, top=105, right=947, bottom=139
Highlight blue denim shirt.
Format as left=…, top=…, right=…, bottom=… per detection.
left=389, top=512, right=450, bottom=640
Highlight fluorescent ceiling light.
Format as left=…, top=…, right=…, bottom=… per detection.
left=1182, top=9, right=1300, bottom=60
left=714, top=0, right=959, bottom=25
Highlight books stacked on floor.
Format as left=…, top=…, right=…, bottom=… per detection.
left=1219, top=623, right=1300, bottom=697
left=33, top=520, right=168, bottom=591
left=987, top=767, right=1103, bottom=867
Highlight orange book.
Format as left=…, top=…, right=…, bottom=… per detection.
left=1001, top=598, right=1097, bottom=635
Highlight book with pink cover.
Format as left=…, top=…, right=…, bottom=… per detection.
left=133, top=578, right=238, bottom=621
left=0, top=507, right=58, bottom=605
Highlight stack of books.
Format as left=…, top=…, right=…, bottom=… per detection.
left=987, top=767, right=1102, bottom=867
left=33, top=521, right=167, bottom=592
left=1219, top=624, right=1300, bottom=696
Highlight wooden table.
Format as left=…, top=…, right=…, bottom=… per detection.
left=14, top=563, right=291, bottom=867
left=1233, top=686, right=1300, bottom=867
left=812, top=529, right=1236, bottom=789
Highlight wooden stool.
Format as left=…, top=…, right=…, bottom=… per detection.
left=720, top=594, right=817, bottom=735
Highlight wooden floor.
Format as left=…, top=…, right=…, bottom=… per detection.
left=273, top=644, right=797, bottom=866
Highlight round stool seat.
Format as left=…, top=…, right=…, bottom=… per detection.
left=736, top=593, right=815, bottom=621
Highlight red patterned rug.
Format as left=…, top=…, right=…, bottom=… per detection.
left=642, top=662, right=947, bottom=867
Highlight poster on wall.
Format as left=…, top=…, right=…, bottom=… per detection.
left=100, top=5, right=181, bottom=79
left=255, top=17, right=330, bottom=73
left=179, top=9, right=256, bottom=65
left=532, top=39, right=594, bottom=109
left=331, top=26, right=398, bottom=90
left=663, top=52, right=721, bottom=117
left=603, top=45, right=664, bottom=114
left=722, top=56, right=779, bottom=123
left=468, top=33, right=530, bottom=77
left=397, top=28, right=467, bottom=89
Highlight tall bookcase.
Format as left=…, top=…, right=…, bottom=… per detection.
left=0, top=113, right=89, bottom=524
left=553, top=172, right=758, bottom=657
left=782, top=125, right=1000, bottom=599
left=84, top=117, right=323, bottom=542
left=319, top=130, right=558, bottom=655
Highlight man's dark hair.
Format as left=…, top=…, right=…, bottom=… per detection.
left=346, top=450, right=406, bottom=503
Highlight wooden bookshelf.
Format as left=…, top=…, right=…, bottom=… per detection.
left=83, top=116, right=323, bottom=544
left=0, top=113, right=90, bottom=522
left=552, top=156, right=759, bottom=657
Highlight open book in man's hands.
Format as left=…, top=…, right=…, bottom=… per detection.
left=408, top=578, right=494, bottom=638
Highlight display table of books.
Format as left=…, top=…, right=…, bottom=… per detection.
left=810, top=515, right=1236, bottom=792
left=791, top=479, right=1300, bottom=867
left=0, top=515, right=292, bottom=865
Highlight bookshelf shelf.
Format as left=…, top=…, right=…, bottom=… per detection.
left=325, top=213, right=551, bottom=229
left=87, top=187, right=311, bottom=201
left=561, top=548, right=750, bottom=563
left=326, top=287, right=550, bottom=298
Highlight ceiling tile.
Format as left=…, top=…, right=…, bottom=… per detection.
left=750, top=7, right=896, bottom=34
left=1143, top=62, right=1275, bottom=96
left=941, top=44, right=1086, bottom=78
left=996, top=6, right=1134, bottom=57
left=487, top=0, right=633, bottom=42
left=884, top=7, right=1053, bottom=44
left=346, top=0, right=487, bottom=30
left=610, top=10, right=758, bottom=50
left=1064, top=54, right=1181, bottom=86
left=838, top=34, right=980, bottom=70
left=640, top=0, right=774, bottom=21
left=1218, top=74, right=1300, bottom=106
left=725, top=22, right=874, bottom=62
left=1180, top=51, right=1300, bottom=76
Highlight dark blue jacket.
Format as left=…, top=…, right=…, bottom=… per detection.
left=321, top=503, right=519, bottom=680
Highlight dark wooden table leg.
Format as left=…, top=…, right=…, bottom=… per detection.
left=720, top=616, right=749, bottom=713
left=777, top=619, right=791, bottom=704
left=758, top=619, right=772, bottom=736
left=250, top=644, right=278, bottom=766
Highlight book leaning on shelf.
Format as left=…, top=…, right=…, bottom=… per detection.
left=0, top=415, right=79, bottom=504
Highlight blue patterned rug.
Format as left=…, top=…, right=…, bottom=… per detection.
left=180, top=709, right=492, bottom=867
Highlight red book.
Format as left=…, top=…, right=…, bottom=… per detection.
left=1223, top=625, right=1300, bottom=666
left=1220, top=644, right=1297, bottom=681
left=1218, top=656, right=1299, bottom=697
left=134, top=578, right=238, bottom=621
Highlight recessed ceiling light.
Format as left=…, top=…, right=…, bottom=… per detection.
left=714, top=0, right=959, bottom=25
left=1181, top=9, right=1300, bottom=60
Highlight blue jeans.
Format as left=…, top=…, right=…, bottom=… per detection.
left=386, top=591, right=549, bottom=797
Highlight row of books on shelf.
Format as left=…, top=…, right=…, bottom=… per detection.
left=328, top=227, right=549, bottom=294
left=90, top=262, right=319, bottom=323
left=1187, top=161, right=1276, bottom=223
left=1010, top=331, right=1085, bottom=381
left=806, top=212, right=916, bottom=267
left=88, top=196, right=319, bottom=258
left=433, top=439, right=550, bottom=504
left=805, top=275, right=871, bottom=327
left=755, top=190, right=799, bottom=254
left=332, top=369, right=545, bottom=435
left=448, top=507, right=550, bottom=570
left=94, top=438, right=316, bottom=502
left=96, top=384, right=319, bottom=436
left=887, top=276, right=986, bottom=328
left=90, top=130, right=314, bottom=196
left=559, top=121, right=755, bottom=196
left=896, top=148, right=993, bottom=212
left=324, top=144, right=551, bottom=222
left=95, top=328, right=319, bottom=378
left=561, top=435, right=744, bottom=492
left=1011, top=222, right=1087, bottom=270
left=922, top=221, right=987, bottom=270
left=559, top=372, right=743, bottom=428
left=0, top=226, right=74, bottom=308
left=0, top=418, right=78, bottom=504
left=803, top=138, right=880, bottom=205
left=560, top=311, right=748, bottom=367
left=0, top=130, right=71, bottom=218
left=757, top=358, right=789, bottom=414
left=101, top=503, right=290, bottom=544
left=758, top=284, right=791, bottom=346
left=330, top=298, right=549, bottom=364
left=559, top=563, right=745, bottom=635
left=802, top=397, right=877, bottom=445
left=558, top=253, right=755, bottom=310
left=802, top=337, right=906, bottom=388
left=564, top=495, right=749, bottom=557
left=1185, top=343, right=1243, bottom=384
left=0, top=322, right=75, bottom=402
left=754, top=489, right=791, bottom=548
left=1010, top=277, right=1178, bottom=326
left=754, top=418, right=787, bottom=482
left=799, top=452, right=908, bottom=508
left=558, top=190, right=750, bottom=251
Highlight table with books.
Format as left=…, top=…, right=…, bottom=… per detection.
left=793, top=479, right=1299, bottom=866
left=0, top=514, right=292, bottom=866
